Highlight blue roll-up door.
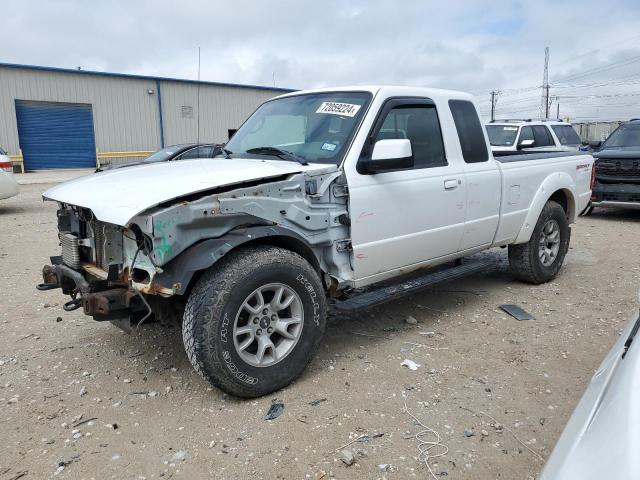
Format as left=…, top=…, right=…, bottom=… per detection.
left=15, top=100, right=97, bottom=170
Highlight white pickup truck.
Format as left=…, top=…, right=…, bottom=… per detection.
left=39, top=86, right=594, bottom=397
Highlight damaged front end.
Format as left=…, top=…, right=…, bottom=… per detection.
left=38, top=166, right=352, bottom=330
left=37, top=206, right=165, bottom=330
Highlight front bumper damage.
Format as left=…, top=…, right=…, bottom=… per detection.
left=37, top=257, right=148, bottom=330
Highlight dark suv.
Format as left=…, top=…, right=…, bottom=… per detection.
left=589, top=119, right=640, bottom=212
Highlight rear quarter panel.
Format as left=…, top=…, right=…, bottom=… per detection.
left=493, top=153, right=593, bottom=245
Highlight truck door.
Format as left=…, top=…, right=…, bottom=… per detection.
left=347, top=97, right=467, bottom=281
left=448, top=100, right=502, bottom=250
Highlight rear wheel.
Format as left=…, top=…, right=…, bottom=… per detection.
left=508, top=201, right=570, bottom=284
left=182, top=245, right=326, bottom=398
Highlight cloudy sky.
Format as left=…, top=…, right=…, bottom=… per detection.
left=3, top=0, right=640, bottom=121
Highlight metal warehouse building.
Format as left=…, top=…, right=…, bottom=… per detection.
left=0, top=63, right=292, bottom=171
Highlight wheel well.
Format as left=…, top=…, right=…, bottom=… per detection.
left=242, top=235, right=322, bottom=275
left=549, top=189, right=575, bottom=219
left=172, top=234, right=326, bottom=296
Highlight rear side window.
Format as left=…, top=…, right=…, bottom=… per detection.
left=551, top=125, right=581, bottom=146
left=449, top=100, right=488, bottom=163
left=532, top=126, right=554, bottom=147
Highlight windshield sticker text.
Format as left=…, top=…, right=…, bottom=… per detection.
left=321, top=143, right=337, bottom=151
left=316, top=102, right=361, bottom=117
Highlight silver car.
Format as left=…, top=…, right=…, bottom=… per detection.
left=540, top=307, right=640, bottom=478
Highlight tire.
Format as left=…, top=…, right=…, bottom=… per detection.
left=182, top=245, right=327, bottom=398
left=508, top=201, right=570, bottom=284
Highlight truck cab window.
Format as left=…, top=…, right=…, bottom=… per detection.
left=551, top=125, right=581, bottom=146
left=532, top=126, right=554, bottom=147
left=449, top=100, right=489, bottom=163
left=375, top=105, right=446, bottom=168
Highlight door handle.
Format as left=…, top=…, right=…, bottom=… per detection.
left=444, top=179, right=460, bottom=190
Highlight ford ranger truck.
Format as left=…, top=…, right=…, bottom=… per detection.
left=38, top=86, right=595, bottom=397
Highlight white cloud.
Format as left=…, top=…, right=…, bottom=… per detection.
left=2, top=0, right=639, bottom=121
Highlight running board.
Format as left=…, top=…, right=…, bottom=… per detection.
left=334, top=259, right=492, bottom=311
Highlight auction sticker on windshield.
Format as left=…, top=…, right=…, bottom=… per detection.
left=316, top=102, right=361, bottom=117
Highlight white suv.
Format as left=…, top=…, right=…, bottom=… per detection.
left=485, top=120, right=584, bottom=154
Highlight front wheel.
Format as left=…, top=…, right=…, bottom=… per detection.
left=508, top=201, right=570, bottom=284
left=182, top=245, right=327, bottom=398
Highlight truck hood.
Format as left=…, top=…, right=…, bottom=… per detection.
left=43, top=157, right=334, bottom=226
left=594, top=149, right=640, bottom=159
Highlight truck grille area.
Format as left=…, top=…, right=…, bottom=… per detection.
left=596, top=158, right=640, bottom=179
left=61, top=233, right=81, bottom=269
left=91, top=221, right=107, bottom=270
left=88, top=221, right=123, bottom=271
left=58, top=216, right=123, bottom=273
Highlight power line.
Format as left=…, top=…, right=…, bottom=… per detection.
left=551, top=53, right=640, bottom=83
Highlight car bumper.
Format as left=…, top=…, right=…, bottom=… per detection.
left=591, top=182, right=640, bottom=208
left=38, top=257, right=142, bottom=321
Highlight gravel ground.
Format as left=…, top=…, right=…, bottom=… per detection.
left=1, top=183, right=639, bottom=480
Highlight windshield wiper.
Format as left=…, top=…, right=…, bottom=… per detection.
left=245, top=146, right=308, bottom=165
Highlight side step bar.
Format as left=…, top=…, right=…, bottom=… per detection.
left=334, top=259, right=492, bottom=311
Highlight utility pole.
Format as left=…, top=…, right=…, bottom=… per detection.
left=556, top=99, right=560, bottom=119
left=541, top=46, right=550, bottom=119
left=490, top=90, right=501, bottom=121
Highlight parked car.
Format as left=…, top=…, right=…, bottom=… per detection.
left=0, top=147, right=19, bottom=200
left=540, top=306, right=640, bottom=479
left=586, top=119, right=640, bottom=212
left=38, top=86, right=594, bottom=397
left=98, top=143, right=217, bottom=171
left=486, top=119, right=583, bottom=155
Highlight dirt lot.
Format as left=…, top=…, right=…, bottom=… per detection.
left=1, top=183, right=639, bottom=480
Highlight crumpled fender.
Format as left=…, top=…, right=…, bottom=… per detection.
left=514, top=172, right=577, bottom=244
left=151, top=225, right=316, bottom=295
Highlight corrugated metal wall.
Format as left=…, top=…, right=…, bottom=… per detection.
left=160, top=81, right=276, bottom=145
left=0, top=65, right=287, bottom=163
left=573, top=121, right=622, bottom=143
left=0, top=67, right=160, bottom=154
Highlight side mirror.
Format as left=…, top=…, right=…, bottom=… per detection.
left=365, top=139, right=413, bottom=173
left=589, top=140, right=602, bottom=149
left=517, top=139, right=535, bottom=149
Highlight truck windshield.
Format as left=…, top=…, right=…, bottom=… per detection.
left=551, top=125, right=581, bottom=146
left=144, top=146, right=185, bottom=163
left=223, top=92, right=372, bottom=164
left=601, top=123, right=640, bottom=149
left=485, top=125, right=519, bottom=146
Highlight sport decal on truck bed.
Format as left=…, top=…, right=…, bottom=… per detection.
left=316, top=102, right=361, bottom=117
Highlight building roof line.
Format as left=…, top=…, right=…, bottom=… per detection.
left=0, top=61, right=296, bottom=93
